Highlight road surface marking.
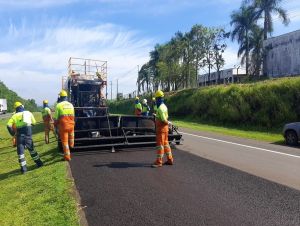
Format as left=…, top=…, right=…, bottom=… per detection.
left=181, top=132, right=300, bottom=159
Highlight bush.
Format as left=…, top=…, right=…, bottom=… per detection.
left=108, top=77, right=300, bottom=128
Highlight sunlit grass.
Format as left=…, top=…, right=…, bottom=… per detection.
left=172, top=118, right=283, bottom=143
left=0, top=113, right=79, bottom=226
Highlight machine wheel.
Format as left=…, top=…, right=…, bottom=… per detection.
left=285, top=130, right=298, bottom=146
left=175, top=140, right=181, bottom=145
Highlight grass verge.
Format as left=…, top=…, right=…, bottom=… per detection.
left=172, top=117, right=283, bottom=143
left=0, top=113, right=79, bottom=226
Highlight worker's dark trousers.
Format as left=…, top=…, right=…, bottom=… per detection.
left=16, top=128, right=41, bottom=168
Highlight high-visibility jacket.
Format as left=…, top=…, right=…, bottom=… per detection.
left=135, top=102, right=142, bottom=115
left=41, top=107, right=51, bottom=121
left=155, top=103, right=168, bottom=132
left=7, top=111, right=36, bottom=128
left=156, top=103, right=168, bottom=123
left=7, top=111, right=36, bottom=131
left=54, top=101, right=75, bottom=129
left=142, top=104, right=150, bottom=113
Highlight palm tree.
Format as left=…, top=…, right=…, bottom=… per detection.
left=230, top=5, right=256, bottom=75
left=237, top=24, right=264, bottom=76
left=249, top=25, right=264, bottom=76
left=246, top=0, right=290, bottom=75
left=246, top=0, right=289, bottom=40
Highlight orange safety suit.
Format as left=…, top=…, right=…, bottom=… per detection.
left=42, top=106, right=55, bottom=144
left=154, top=103, right=173, bottom=166
left=54, top=100, right=75, bottom=161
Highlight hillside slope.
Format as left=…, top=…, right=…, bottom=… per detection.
left=0, top=81, right=38, bottom=112
left=109, top=77, right=300, bottom=128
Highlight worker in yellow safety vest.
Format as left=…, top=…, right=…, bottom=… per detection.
left=141, top=99, right=150, bottom=116
left=152, top=90, right=174, bottom=168
left=134, top=97, right=142, bottom=116
left=41, top=100, right=56, bottom=144
left=54, top=90, right=75, bottom=161
left=7, top=102, right=43, bottom=174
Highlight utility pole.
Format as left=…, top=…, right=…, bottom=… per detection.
left=116, top=79, right=119, bottom=100
left=110, top=81, right=112, bottom=100
left=106, top=81, right=108, bottom=100
left=137, top=65, right=140, bottom=96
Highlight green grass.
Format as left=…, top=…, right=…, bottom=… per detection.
left=172, top=118, right=284, bottom=143
left=0, top=113, right=79, bottom=226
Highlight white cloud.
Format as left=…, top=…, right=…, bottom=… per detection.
left=0, top=21, right=153, bottom=104
left=0, top=0, right=77, bottom=9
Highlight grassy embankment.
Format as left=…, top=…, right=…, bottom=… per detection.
left=108, top=77, right=300, bottom=143
left=0, top=113, right=79, bottom=226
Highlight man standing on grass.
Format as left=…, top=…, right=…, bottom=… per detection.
left=41, top=100, right=57, bottom=144
left=152, top=90, right=174, bottom=168
left=54, top=90, right=75, bottom=161
left=7, top=101, right=43, bottom=174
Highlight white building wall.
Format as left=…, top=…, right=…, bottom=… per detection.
left=264, top=30, right=300, bottom=77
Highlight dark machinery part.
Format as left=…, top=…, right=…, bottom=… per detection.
left=59, top=57, right=182, bottom=151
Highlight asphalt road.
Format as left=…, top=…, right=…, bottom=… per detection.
left=180, top=128, right=300, bottom=191
left=70, top=129, right=300, bottom=226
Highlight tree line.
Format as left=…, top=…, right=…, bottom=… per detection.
left=137, top=0, right=289, bottom=93
left=0, top=81, right=39, bottom=112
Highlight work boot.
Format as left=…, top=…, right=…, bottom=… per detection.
left=21, top=165, right=27, bottom=174
left=64, top=156, right=71, bottom=161
left=35, top=159, right=44, bottom=168
left=163, top=160, right=174, bottom=166
left=151, top=162, right=162, bottom=168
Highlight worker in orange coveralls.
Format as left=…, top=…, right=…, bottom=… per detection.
left=54, top=90, right=75, bottom=161
left=41, top=100, right=56, bottom=144
left=134, top=96, right=142, bottom=116
left=152, top=90, right=174, bottom=168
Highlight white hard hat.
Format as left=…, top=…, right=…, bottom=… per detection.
left=142, top=99, right=147, bottom=104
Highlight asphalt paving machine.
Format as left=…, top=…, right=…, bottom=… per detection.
left=60, top=57, right=182, bottom=151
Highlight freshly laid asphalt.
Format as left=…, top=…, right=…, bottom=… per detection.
left=70, top=142, right=300, bottom=226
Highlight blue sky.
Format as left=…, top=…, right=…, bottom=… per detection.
left=0, top=0, right=299, bottom=104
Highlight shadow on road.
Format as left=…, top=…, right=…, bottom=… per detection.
left=271, top=141, right=300, bottom=149
left=93, top=162, right=151, bottom=169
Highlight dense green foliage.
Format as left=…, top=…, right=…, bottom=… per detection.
left=0, top=113, right=79, bottom=226
left=109, top=77, right=300, bottom=128
left=137, top=26, right=229, bottom=92
left=0, top=81, right=38, bottom=112
left=135, top=0, right=290, bottom=97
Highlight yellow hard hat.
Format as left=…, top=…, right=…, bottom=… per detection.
left=14, top=101, right=23, bottom=109
left=152, top=97, right=156, bottom=101
left=59, top=90, right=68, bottom=97
left=43, top=100, right=48, bottom=104
left=135, top=96, right=139, bottom=100
left=155, top=90, right=164, bottom=98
